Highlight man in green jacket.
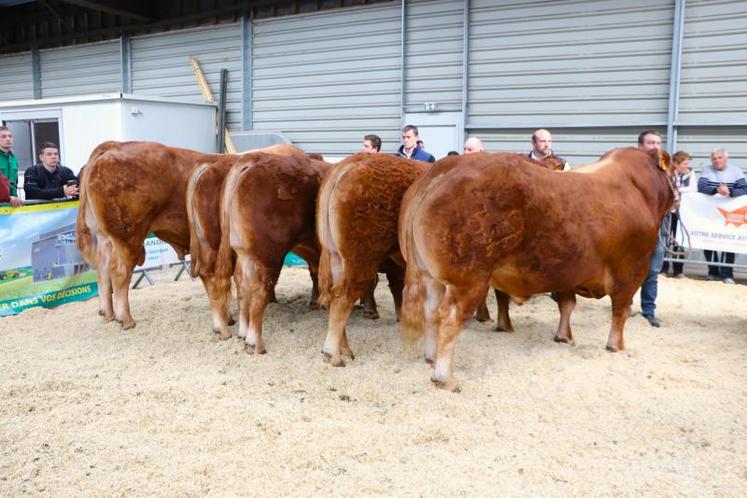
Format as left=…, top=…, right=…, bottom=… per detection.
left=0, top=126, right=22, bottom=206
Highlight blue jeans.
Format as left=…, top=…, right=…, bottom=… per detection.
left=641, top=219, right=667, bottom=317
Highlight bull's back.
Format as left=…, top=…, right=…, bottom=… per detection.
left=411, top=154, right=659, bottom=292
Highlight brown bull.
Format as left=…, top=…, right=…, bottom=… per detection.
left=399, top=149, right=674, bottom=391
left=215, top=152, right=328, bottom=354
left=76, top=141, right=230, bottom=329
left=186, top=144, right=313, bottom=339
left=317, top=153, right=428, bottom=366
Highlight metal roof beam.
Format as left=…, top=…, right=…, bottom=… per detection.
left=56, top=0, right=153, bottom=22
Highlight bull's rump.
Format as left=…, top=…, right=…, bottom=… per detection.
left=408, top=153, right=662, bottom=297
left=85, top=141, right=219, bottom=251
left=226, top=153, right=324, bottom=262
left=320, top=153, right=427, bottom=265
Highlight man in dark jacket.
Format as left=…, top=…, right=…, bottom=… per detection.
left=394, top=125, right=435, bottom=163
left=23, top=142, right=78, bottom=200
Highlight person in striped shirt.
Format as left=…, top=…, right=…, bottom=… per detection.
left=697, top=148, right=747, bottom=284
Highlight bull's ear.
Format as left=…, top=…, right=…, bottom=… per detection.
left=657, top=150, right=671, bottom=172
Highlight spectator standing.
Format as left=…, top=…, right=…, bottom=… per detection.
left=637, top=130, right=665, bottom=327
left=0, top=126, right=22, bottom=207
left=528, top=128, right=570, bottom=170
left=23, top=142, right=78, bottom=201
left=661, top=151, right=697, bottom=277
left=697, top=148, right=747, bottom=284
left=661, top=151, right=697, bottom=278
left=394, top=125, right=435, bottom=163
left=362, top=134, right=381, bottom=153
left=463, top=136, right=485, bottom=154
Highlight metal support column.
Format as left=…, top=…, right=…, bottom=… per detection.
left=120, top=33, right=131, bottom=93
left=666, top=0, right=686, bottom=154
left=399, top=0, right=406, bottom=126
left=461, top=0, right=470, bottom=142
left=241, top=14, right=253, bottom=130
left=31, top=47, right=41, bottom=99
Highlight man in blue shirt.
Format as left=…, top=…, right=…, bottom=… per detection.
left=394, top=125, right=435, bottom=163
left=23, top=142, right=78, bottom=200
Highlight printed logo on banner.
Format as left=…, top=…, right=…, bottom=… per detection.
left=717, top=206, right=747, bottom=228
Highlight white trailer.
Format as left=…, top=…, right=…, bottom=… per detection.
left=0, top=93, right=217, bottom=198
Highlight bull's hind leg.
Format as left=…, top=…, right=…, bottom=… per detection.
left=235, top=256, right=253, bottom=340
left=494, top=290, right=514, bottom=333
left=242, top=258, right=278, bottom=355
left=96, top=237, right=115, bottom=322
left=422, top=276, right=445, bottom=365
left=361, top=276, right=379, bottom=319
left=201, top=273, right=233, bottom=340
left=606, top=289, right=635, bottom=352
left=432, top=283, right=488, bottom=392
left=322, top=291, right=356, bottom=367
left=382, top=260, right=405, bottom=321
left=552, top=291, right=577, bottom=344
left=109, top=242, right=138, bottom=329
left=475, top=291, right=491, bottom=322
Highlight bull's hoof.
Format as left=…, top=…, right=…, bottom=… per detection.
left=362, top=309, right=380, bottom=320
left=98, top=309, right=105, bottom=317
left=215, top=330, right=232, bottom=341
left=605, top=344, right=623, bottom=353
left=245, top=343, right=266, bottom=355
left=340, top=347, right=356, bottom=360
left=553, top=335, right=574, bottom=345
left=321, top=351, right=345, bottom=367
left=424, top=356, right=435, bottom=366
left=474, top=314, right=491, bottom=323
left=494, top=325, right=514, bottom=333
left=121, top=320, right=136, bottom=330
left=103, top=314, right=115, bottom=323
left=227, top=317, right=236, bottom=326
left=430, top=376, right=461, bottom=393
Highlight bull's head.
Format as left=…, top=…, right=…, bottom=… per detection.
left=656, top=150, right=672, bottom=173
left=540, top=155, right=566, bottom=171
left=649, top=149, right=679, bottom=207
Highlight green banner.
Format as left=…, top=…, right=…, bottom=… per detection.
left=0, top=200, right=97, bottom=317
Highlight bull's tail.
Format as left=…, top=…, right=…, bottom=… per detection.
left=398, top=182, right=435, bottom=343
left=399, top=236, right=428, bottom=343
left=315, top=160, right=359, bottom=308
left=75, top=142, right=120, bottom=268
left=215, top=160, right=253, bottom=281
left=185, top=163, right=211, bottom=278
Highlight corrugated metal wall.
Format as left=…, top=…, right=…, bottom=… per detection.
left=0, top=52, right=34, bottom=101
left=404, top=0, right=464, bottom=112
left=251, top=3, right=402, bottom=155
left=1, top=0, right=746, bottom=167
left=40, top=41, right=121, bottom=98
left=677, top=0, right=747, bottom=164
left=131, top=24, right=242, bottom=130
left=467, top=0, right=674, bottom=165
